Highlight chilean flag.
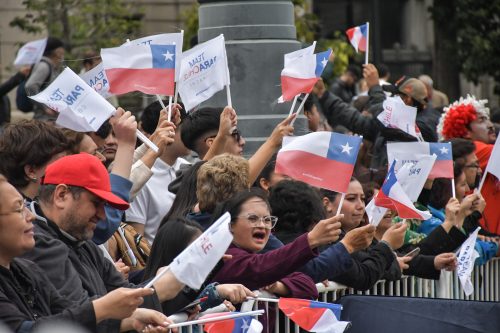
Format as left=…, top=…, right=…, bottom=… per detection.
left=280, top=49, right=332, bottom=101
left=203, top=313, right=262, bottom=333
left=276, top=132, right=361, bottom=193
left=346, top=24, right=368, bottom=52
left=278, top=298, right=349, bottom=333
left=387, top=142, right=453, bottom=179
left=101, top=43, right=175, bottom=95
left=375, top=161, right=432, bottom=220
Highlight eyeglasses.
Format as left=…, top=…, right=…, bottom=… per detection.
left=236, top=214, right=278, bottom=229
left=0, top=199, right=30, bottom=219
left=203, top=129, right=242, bottom=143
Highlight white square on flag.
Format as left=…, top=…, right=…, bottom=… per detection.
left=177, top=34, right=230, bottom=111
left=170, top=212, right=233, bottom=289
left=29, top=67, right=116, bottom=132
left=485, top=136, right=500, bottom=180
left=14, top=38, right=47, bottom=66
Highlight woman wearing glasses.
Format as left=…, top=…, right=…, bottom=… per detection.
left=210, top=188, right=344, bottom=298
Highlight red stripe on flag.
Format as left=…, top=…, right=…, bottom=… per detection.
left=281, top=76, right=319, bottom=101
left=358, top=37, right=367, bottom=52
left=276, top=150, right=354, bottom=193
left=278, top=298, right=325, bottom=331
left=106, top=68, right=175, bottom=95
left=346, top=28, right=355, bottom=40
left=375, top=191, right=424, bottom=219
left=428, top=160, right=454, bottom=179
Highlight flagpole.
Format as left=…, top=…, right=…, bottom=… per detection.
left=136, top=130, right=159, bottom=153
left=167, top=95, right=173, bottom=122
left=336, top=193, right=346, bottom=216
left=246, top=296, right=279, bottom=303
left=156, top=94, right=167, bottom=111
left=290, top=93, right=309, bottom=126
left=365, top=22, right=370, bottom=65
left=477, top=170, right=488, bottom=193
left=451, top=178, right=456, bottom=199
left=167, top=310, right=264, bottom=328
left=288, top=95, right=299, bottom=117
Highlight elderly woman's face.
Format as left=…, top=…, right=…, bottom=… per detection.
left=0, top=182, right=35, bottom=263
left=231, top=197, right=271, bottom=253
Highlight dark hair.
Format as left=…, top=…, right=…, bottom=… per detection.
left=376, top=64, right=389, bottom=78
left=346, top=65, right=361, bottom=81
left=211, top=188, right=270, bottom=226
left=140, top=100, right=187, bottom=135
left=428, top=161, right=466, bottom=209
left=490, top=107, right=500, bottom=123
left=160, top=161, right=207, bottom=227
left=361, top=181, right=380, bottom=204
left=142, top=218, right=203, bottom=282
left=60, top=128, right=85, bottom=155
left=253, top=154, right=277, bottom=188
left=43, top=37, right=64, bottom=57
left=82, top=50, right=100, bottom=67
left=95, top=120, right=112, bottom=139
left=38, top=184, right=86, bottom=204
left=449, top=138, right=476, bottom=160
left=180, top=107, right=223, bottom=154
left=0, top=120, right=68, bottom=189
left=269, top=180, right=325, bottom=234
left=301, top=95, right=314, bottom=113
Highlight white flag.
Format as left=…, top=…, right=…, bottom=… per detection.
left=80, top=63, right=113, bottom=98
left=178, top=34, right=229, bottom=111
left=377, top=96, right=422, bottom=140
left=367, top=156, right=435, bottom=226
left=125, top=32, right=184, bottom=81
left=284, top=42, right=316, bottom=67
left=457, top=227, right=480, bottom=296
left=485, top=136, right=500, bottom=180
left=170, top=212, right=233, bottom=289
left=14, top=38, right=47, bottom=66
left=30, top=67, right=115, bottom=132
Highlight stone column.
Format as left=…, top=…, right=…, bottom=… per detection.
left=198, top=0, right=303, bottom=154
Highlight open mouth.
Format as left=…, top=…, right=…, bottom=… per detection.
left=252, top=230, right=266, bottom=242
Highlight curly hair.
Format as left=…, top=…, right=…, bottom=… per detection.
left=437, top=95, right=490, bottom=141
left=269, top=180, right=325, bottom=234
left=0, top=120, right=68, bottom=188
left=196, top=153, right=249, bottom=213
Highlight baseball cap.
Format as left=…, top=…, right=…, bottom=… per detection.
left=382, top=76, right=428, bottom=105
left=42, top=153, right=129, bottom=210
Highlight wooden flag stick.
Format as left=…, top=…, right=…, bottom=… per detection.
left=288, top=95, right=299, bottom=116
left=290, top=93, right=309, bottom=126
left=336, top=192, right=346, bottom=216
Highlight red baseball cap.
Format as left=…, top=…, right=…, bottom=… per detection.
left=42, top=153, right=129, bottom=210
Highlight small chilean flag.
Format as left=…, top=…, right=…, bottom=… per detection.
left=346, top=24, right=368, bottom=52
left=280, top=49, right=332, bottom=101
left=278, top=298, right=349, bottom=333
left=276, top=132, right=361, bottom=193
left=387, top=142, right=454, bottom=179
left=375, top=161, right=432, bottom=220
left=101, top=43, right=175, bottom=95
left=203, top=313, right=263, bottom=333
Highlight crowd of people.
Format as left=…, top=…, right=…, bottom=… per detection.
left=0, top=36, right=499, bottom=333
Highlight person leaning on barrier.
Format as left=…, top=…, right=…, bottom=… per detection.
left=0, top=175, right=173, bottom=333
left=21, top=153, right=184, bottom=333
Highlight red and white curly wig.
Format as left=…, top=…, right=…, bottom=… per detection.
left=437, top=94, right=490, bottom=141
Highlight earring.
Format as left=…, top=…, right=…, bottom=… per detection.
left=30, top=176, right=38, bottom=183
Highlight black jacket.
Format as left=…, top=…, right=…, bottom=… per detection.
left=0, top=258, right=95, bottom=333
left=0, top=72, right=25, bottom=125
left=22, top=206, right=161, bottom=332
left=318, top=87, right=437, bottom=169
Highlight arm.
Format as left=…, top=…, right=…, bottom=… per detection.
left=203, top=106, right=237, bottom=161
left=24, top=61, right=51, bottom=96
left=299, top=242, right=353, bottom=283
left=315, top=81, right=380, bottom=141
left=0, top=70, right=28, bottom=97
left=279, top=272, right=319, bottom=299
left=247, top=113, right=295, bottom=185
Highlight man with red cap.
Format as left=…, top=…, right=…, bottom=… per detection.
left=23, top=153, right=184, bottom=333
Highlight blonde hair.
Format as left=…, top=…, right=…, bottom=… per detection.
left=196, top=154, right=249, bottom=212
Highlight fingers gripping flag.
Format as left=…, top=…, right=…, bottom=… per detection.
left=276, top=132, right=361, bottom=193
left=375, top=160, right=432, bottom=220
left=278, top=298, right=349, bottom=333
